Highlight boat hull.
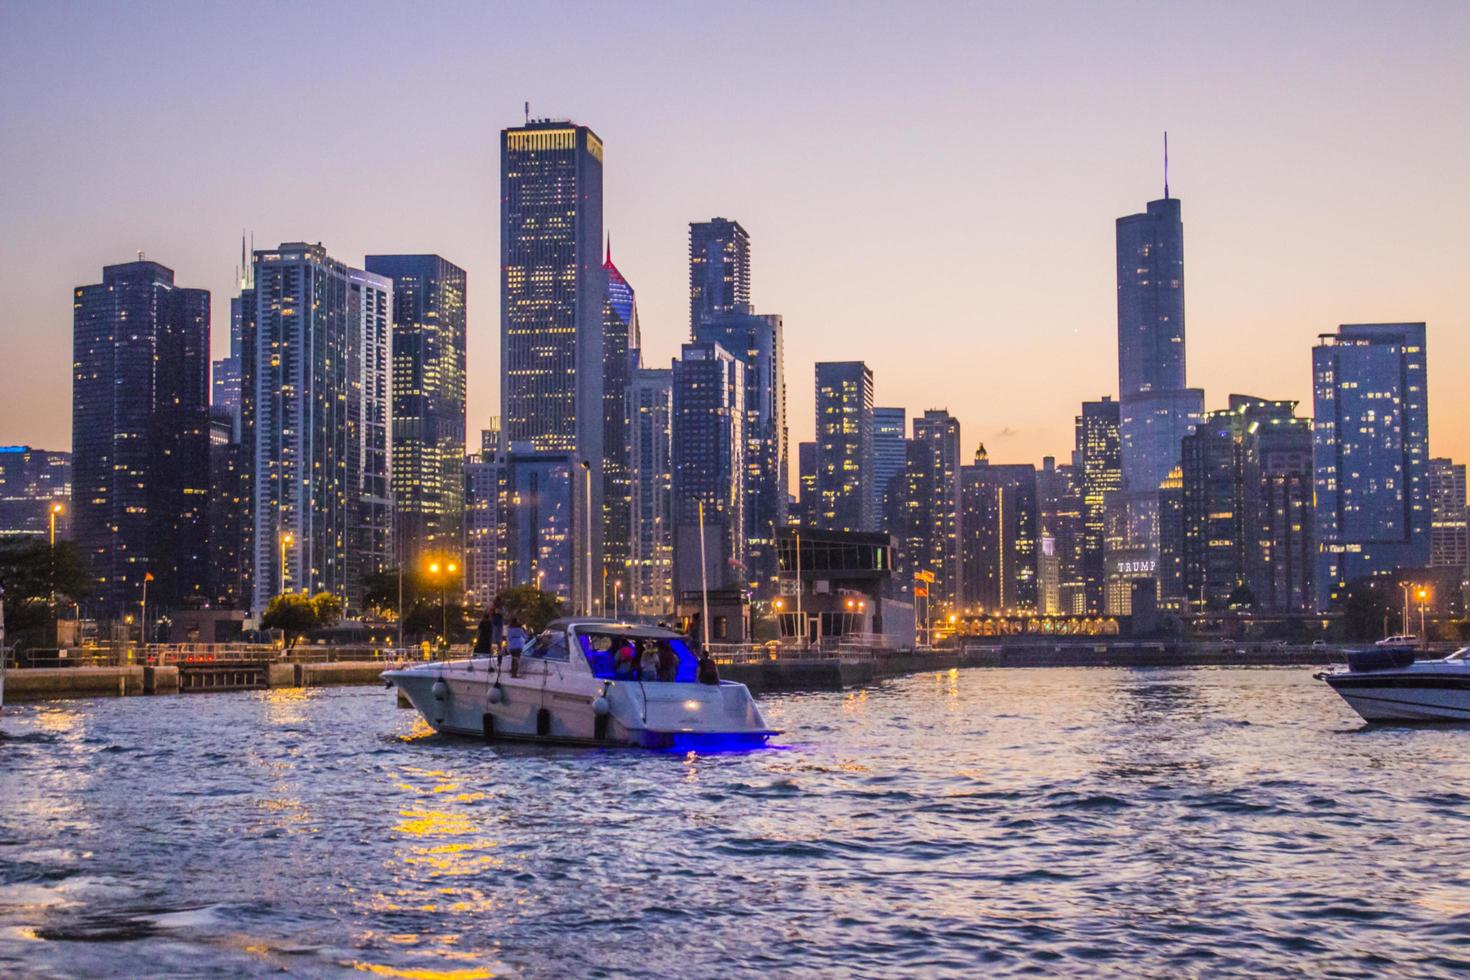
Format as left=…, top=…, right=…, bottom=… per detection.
left=384, top=659, right=776, bottom=749
left=1326, top=673, right=1470, bottom=722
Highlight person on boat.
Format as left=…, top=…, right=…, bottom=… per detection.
left=473, top=611, right=494, bottom=656
left=639, top=643, right=660, bottom=681
left=613, top=639, right=637, bottom=679
left=656, top=642, right=678, bottom=682
left=489, top=601, right=505, bottom=653
left=506, top=618, right=525, bottom=677
left=697, top=649, right=720, bottom=686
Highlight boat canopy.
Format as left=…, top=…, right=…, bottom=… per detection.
left=574, top=629, right=699, bottom=682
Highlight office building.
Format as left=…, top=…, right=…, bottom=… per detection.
left=671, top=342, right=745, bottom=600
left=628, top=368, right=673, bottom=616
left=911, top=410, right=963, bottom=610
left=599, top=241, right=641, bottom=594
left=207, top=410, right=247, bottom=608
left=0, top=446, right=71, bottom=540
left=501, top=119, right=605, bottom=605
left=247, top=244, right=392, bottom=614
left=212, top=235, right=253, bottom=434
left=695, top=305, right=787, bottom=595
left=1076, top=397, right=1121, bottom=615
left=73, top=259, right=210, bottom=616
left=1312, top=323, right=1430, bottom=610
left=1037, top=456, right=1084, bottom=615
left=498, top=445, right=579, bottom=604
left=873, top=407, right=907, bottom=532
left=688, top=218, right=751, bottom=335
left=464, top=422, right=502, bottom=610
left=796, top=441, right=817, bottom=526
left=364, top=253, right=468, bottom=574
left=814, top=362, right=874, bottom=532
left=1429, top=458, right=1467, bottom=572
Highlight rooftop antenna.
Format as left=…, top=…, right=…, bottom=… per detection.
left=1163, top=131, right=1170, bottom=200
left=137, top=249, right=145, bottom=261
left=524, top=100, right=530, bottom=125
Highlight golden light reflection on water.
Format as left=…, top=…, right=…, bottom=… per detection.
left=842, top=688, right=868, bottom=713
left=33, top=703, right=84, bottom=734
left=350, top=961, right=494, bottom=980
left=261, top=685, right=318, bottom=726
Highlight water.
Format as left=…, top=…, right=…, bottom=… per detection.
left=2, top=668, right=1469, bottom=978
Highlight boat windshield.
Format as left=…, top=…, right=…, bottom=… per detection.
left=522, top=631, right=571, bottom=662
left=1446, top=647, right=1470, bottom=662
left=578, top=632, right=698, bottom=682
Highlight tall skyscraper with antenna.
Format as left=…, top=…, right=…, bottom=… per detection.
left=1110, top=137, right=1204, bottom=604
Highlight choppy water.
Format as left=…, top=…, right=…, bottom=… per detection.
left=2, top=667, right=1469, bottom=977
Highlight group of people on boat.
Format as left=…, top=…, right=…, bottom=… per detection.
left=472, top=601, right=526, bottom=676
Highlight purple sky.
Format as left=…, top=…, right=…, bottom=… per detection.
left=2, top=1, right=1466, bottom=470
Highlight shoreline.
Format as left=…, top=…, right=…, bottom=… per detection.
left=0, top=646, right=1345, bottom=704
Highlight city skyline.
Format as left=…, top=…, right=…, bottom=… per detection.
left=2, top=3, right=1468, bottom=476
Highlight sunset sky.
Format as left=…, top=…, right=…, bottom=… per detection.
left=2, top=1, right=1466, bottom=471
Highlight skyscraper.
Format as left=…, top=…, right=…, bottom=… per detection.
left=796, top=441, right=817, bottom=525
left=1312, top=323, right=1430, bottom=610
left=671, top=342, right=745, bottom=600
left=207, top=409, right=247, bottom=608
left=247, top=244, right=392, bottom=614
left=364, top=254, right=468, bottom=575
left=73, top=260, right=210, bottom=616
left=960, top=447, right=1038, bottom=614
left=628, top=368, right=673, bottom=616
left=873, top=407, right=907, bottom=532
left=501, top=119, right=605, bottom=604
left=688, top=218, right=751, bottom=336
left=695, top=305, right=787, bottom=595
left=212, top=235, right=253, bottom=435
left=464, top=421, right=502, bottom=611
left=911, top=410, right=963, bottom=611
left=600, top=241, right=641, bottom=595
left=1428, top=459, right=1468, bottom=573
left=814, top=362, right=874, bottom=533
left=1076, top=397, right=1121, bottom=615
left=1115, top=187, right=1204, bottom=583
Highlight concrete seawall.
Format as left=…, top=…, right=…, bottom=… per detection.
left=2, top=646, right=1345, bottom=704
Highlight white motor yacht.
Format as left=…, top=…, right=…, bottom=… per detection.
left=1320, top=646, right=1470, bottom=722
left=384, top=619, right=779, bottom=750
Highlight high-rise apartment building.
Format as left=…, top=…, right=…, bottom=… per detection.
left=73, top=260, right=210, bottom=616
left=600, top=242, right=641, bottom=594
left=1037, top=456, right=1084, bottom=615
left=911, top=410, right=963, bottom=611
left=364, top=254, right=468, bottom=574
left=671, top=343, right=745, bottom=600
left=207, top=410, right=247, bottom=608
left=688, top=218, right=751, bottom=335
left=695, top=305, right=787, bottom=595
left=796, top=442, right=817, bottom=526
left=1312, top=323, right=1430, bottom=610
left=960, top=448, right=1038, bottom=614
left=464, top=422, right=502, bottom=611
left=628, top=368, right=673, bottom=616
left=0, top=446, right=70, bottom=540
left=247, top=244, right=392, bottom=614
left=501, top=119, right=605, bottom=604
left=814, top=362, right=874, bottom=533
left=1428, top=458, right=1468, bottom=573
left=1076, top=397, right=1122, bottom=615
left=873, top=407, right=907, bottom=532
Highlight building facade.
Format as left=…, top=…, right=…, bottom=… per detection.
left=364, top=253, right=468, bottom=575
left=0, top=446, right=71, bottom=540
left=872, top=406, right=907, bottom=533
left=960, top=448, right=1038, bottom=614
left=247, top=244, right=392, bottom=614
left=1312, top=323, right=1430, bottom=610
left=671, top=342, right=746, bottom=600
left=694, top=305, right=787, bottom=596
left=1428, top=458, right=1468, bottom=573
left=1076, top=397, right=1122, bottom=615
left=600, top=242, right=641, bottom=597
left=73, top=260, right=210, bottom=616
left=464, top=430, right=502, bottom=612
left=814, top=361, right=874, bottom=533
left=628, top=368, right=673, bottom=616
left=688, top=218, right=751, bottom=336
left=911, top=411, right=963, bottom=611
left=501, top=120, right=605, bottom=606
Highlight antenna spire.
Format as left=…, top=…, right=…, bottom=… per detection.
left=1163, top=131, right=1170, bottom=200
left=605, top=232, right=612, bottom=266
left=524, top=100, right=530, bottom=125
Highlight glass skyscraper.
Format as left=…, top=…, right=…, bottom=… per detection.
left=1076, top=397, right=1121, bottom=616
left=73, top=260, right=210, bottom=617
left=0, top=446, right=71, bottom=540
left=694, top=305, right=787, bottom=596
left=600, top=241, right=640, bottom=594
left=814, top=361, right=874, bottom=533
left=247, top=244, right=393, bottom=615
left=1312, top=323, right=1430, bottom=610
left=688, top=218, right=751, bottom=336
left=671, top=343, right=745, bottom=599
left=1428, top=458, right=1467, bottom=573
left=628, top=368, right=673, bottom=616
left=911, top=410, right=963, bottom=611
left=501, top=120, right=605, bottom=599
left=364, top=254, right=468, bottom=574
left=872, top=407, right=907, bottom=533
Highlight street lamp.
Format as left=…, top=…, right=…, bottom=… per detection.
left=428, top=559, right=458, bottom=647
left=280, top=532, right=294, bottom=595
left=1399, top=581, right=1414, bottom=638
left=48, top=503, right=63, bottom=609
left=614, top=578, right=622, bottom=621
left=1417, top=586, right=1431, bottom=643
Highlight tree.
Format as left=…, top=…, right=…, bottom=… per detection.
left=0, top=538, right=93, bottom=641
left=261, top=591, right=343, bottom=651
left=493, top=584, right=564, bottom=633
